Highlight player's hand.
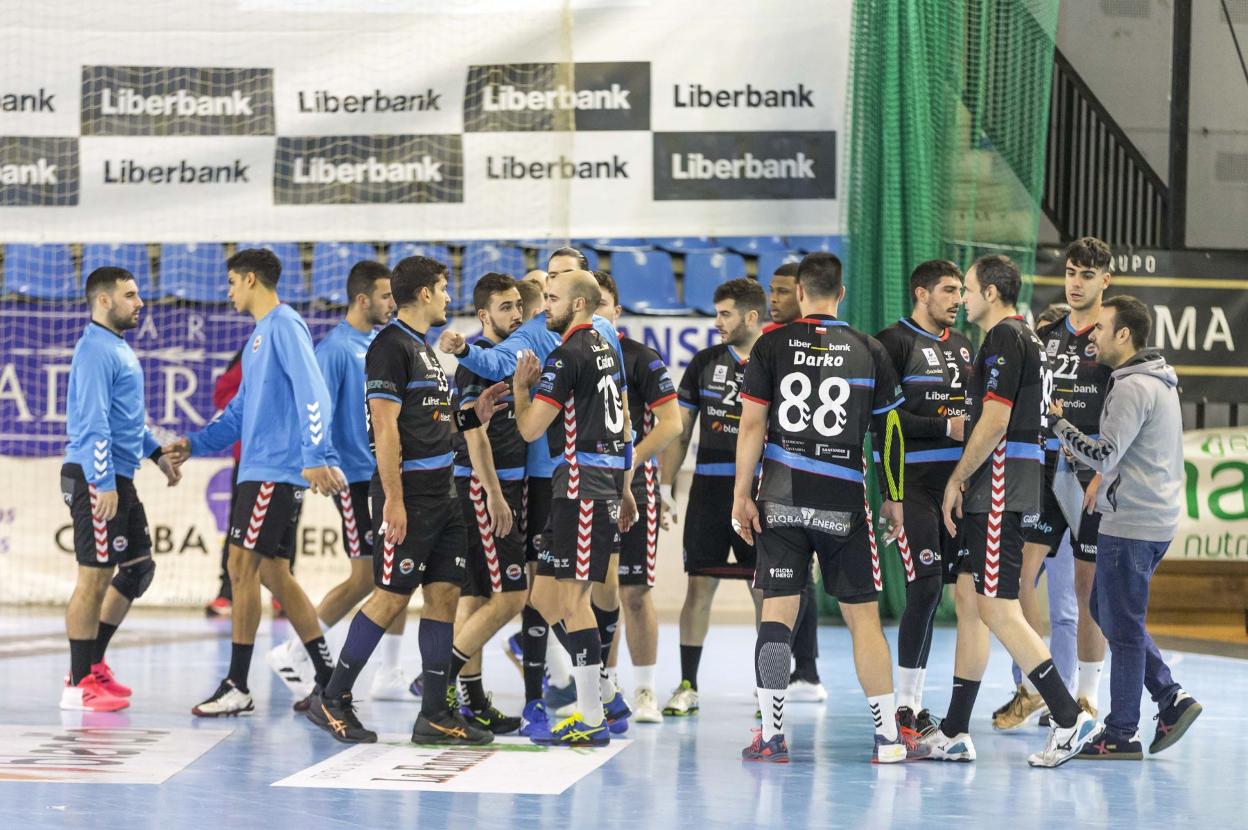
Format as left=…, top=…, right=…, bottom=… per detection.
left=302, top=465, right=346, bottom=496
left=486, top=487, right=514, bottom=538
left=619, top=490, right=638, bottom=534
left=880, top=499, right=904, bottom=544
left=1083, top=473, right=1101, bottom=514
left=1048, top=399, right=1065, bottom=420
left=157, top=454, right=182, bottom=487
left=942, top=478, right=964, bottom=537
left=659, top=484, right=676, bottom=529
left=92, top=488, right=119, bottom=522
left=947, top=416, right=966, bottom=442
left=731, top=495, right=761, bottom=545
left=162, top=437, right=191, bottom=464
left=474, top=382, right=510, bottom=425
left=381, top=499, right=407, bottom=547
left=513, top=350, right=542, bottom=390
left=438, top=329, right=466, bottom=356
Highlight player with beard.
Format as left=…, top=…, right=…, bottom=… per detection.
left=660, top=279, right=766, bottom=717
left=60, top=267, right=182, bottom=711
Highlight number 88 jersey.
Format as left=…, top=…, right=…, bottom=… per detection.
left=741, top=314, right=904, bottom=512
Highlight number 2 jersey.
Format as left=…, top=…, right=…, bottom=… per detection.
left=534, top=323, right=628, bottom=501
left=1035, top=315, right=1111, bottom=481
left=676, top=343, right=748, bottom=478
left=741, top=314, right=905, bottom=512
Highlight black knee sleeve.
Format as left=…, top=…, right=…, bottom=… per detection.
left=897, top=575, right=942, bottom=668
left=755, top=621, right=792, bottom=690
left=111, top=556, right=155, bottom=601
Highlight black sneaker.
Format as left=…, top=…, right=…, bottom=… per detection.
left=1151, top=690, right=1202, bottom=754
left=464, top=696, right=522, bottom=735
left=293, top=684, right=320, bottom=713
left=915, top=708, right=940, bottom=736
left=1077, top=726, right=1143, bottom=760
left=412, top=709, right=494, bottom=746
left=305, top=690, right=377, bottom=744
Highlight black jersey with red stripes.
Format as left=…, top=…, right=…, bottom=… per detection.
left=622, top=335, right=676, bottom=494
left=534, top=323, right=627, bottom=501
left=875, top=318, right=974, bottom=491
left=676, top=343, right=748, bottom=476
left=450, top=337, right=526, bottom=480
left=741, top=314, right=904, bottom=512
left=1035, top=315, right=1111, bottom=468
left=963, top=315, right=1046, bottom=514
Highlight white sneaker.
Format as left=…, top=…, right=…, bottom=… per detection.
left=192, top=678, right=255, bottom=717
left=920, top=728, right=977, bottom=762
left=369, top=666, right=411, bottom=701
left=633, top=687, right=663, bottom=723
left=788, top=678, right=828, bottom=702
left=662, top=681, right=699, bottom=716
left=1028, top=710, right=1098, bottom=768
left=267, top=640, right=314, bottom=699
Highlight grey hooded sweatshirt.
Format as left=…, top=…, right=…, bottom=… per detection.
left=1051, top=350, right=1183, bottom=542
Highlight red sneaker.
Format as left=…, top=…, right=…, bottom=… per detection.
left=91, top=661, right=132, bottom=697
left=60, top=674, right=129, bottom=712
left=205, top=596, right=231, bottom=618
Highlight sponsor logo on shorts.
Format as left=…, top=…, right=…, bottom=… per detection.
left=653, top=131, right=836, bottom=200
left=768, top=567, right=794, bottom=579
left=763, top=503, right=853, bottom=535
left=399, top=558, right=415, bottom=575
left=454, top=556, right=467, bottom=569
left=464, top=62, right=650, bottom=132
left=505, top=564, right=523, bottom=580
left=919, top=548, right=937, bottom=566
left=81, top=66, right=275, bottom=136
left=274, top=134, right=463, bottom=204
left=113, top=536, right=128, bottom=552
left=61, top=488, right=72, bottom=504
left=1022, top=513, right=1041, bottom=528
left=0, top=136, right=79, bottom=206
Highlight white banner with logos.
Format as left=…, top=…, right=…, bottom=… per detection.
left=0, top=0, right=848, bottom=241
left=1170, top=428, right=1248, bottom=562
left=0, top=726, right=230, bottom=783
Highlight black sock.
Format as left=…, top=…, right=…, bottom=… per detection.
left=449, top=647, right=470, bottom=686
left=1029, top=659, right=1080, bottom=728
left=755, top=621, right=792, bottom=690
left=418, top=618, right=454, bottom=718
left=460, top=673, right=489, bottom=711
left=898, top=575, right=943, bottom=669
left=228, top=642, right=254, bottom=693
left=521, top=606, right=548, bottom=703
left=551, top=621, right=571, bottom=652
left=592, top=603, right=619, bottom=666
left=941, top=676, right=981, bottom=737
left=680, top=644, right=703, bottom=689
left=69, top=639, right=95, bottom=685
left=324, top=612, right=384, bottom=699
left=303, top=636, right=334, bottom=689
left=93, top=622, right=119, bottom=664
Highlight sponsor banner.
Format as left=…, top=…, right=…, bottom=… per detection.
left=0, top=726, right=230, bottom=783
left=274, top=135, right=464, bottom=204
left=81, top=66, right=275, bottom=136
left=652, top=131, right=836, bottom=200
left=272, top=735, right=630, bottom=794
left=1170, top=428, right=1248, bottom=562
left=0, top=136, right=79, bottom=206
left=464, top=62, right=650, bottom=133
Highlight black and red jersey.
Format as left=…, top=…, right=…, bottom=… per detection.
left=621, top=335, right=676, bottom=495
left=963, top=315, right=1046, bottom=515
left=1035, top=315, right=1111, bottom=469
left=534, top=323, right=627, bottom=501
left=741, top=314, right=904, bottom=512
left=451, top=336, right=526, bottom=481
left=676, top=343, right=749, bottom=477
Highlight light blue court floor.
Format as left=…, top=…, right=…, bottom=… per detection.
left=1, top=609, right=1243, bottom=829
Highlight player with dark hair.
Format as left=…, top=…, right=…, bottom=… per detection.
left=923, top=254, right=1097, bottom=767
left=660, top=277, right=767, bottom=717
left=733, top=252, right=922, bottom=763
left=875, top=259, right=973, bottom=737
left=60, top=267, right=182, bottom=711
left=303, top=255, right=508, bottom=745
left=767, top=261, right=801, bottom=328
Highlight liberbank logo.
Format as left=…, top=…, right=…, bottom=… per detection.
left=274, top=135, right=463, bottom=204
left=653, top=132, right=836, bottom=200
left=81, top=66, right=275, bottom=135
left=0, top=137, right=78, bottom=206
left=464, top=62, right=649, bottom=132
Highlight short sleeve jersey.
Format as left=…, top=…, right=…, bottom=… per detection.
left=622, top=336, right=677, bottom=447
left=450, top=337, right=526, bottom=477
left=676, top=343, right=748, bottom=476
left=875, top=318, right=975, bottom=491
left=741, top=315, right=904, bottom=512
left=1035, top=315, right=1111, bottom=471
left=364, top=319, right=455, bottom=498
left=963, top=315, right=1046, bottom=514
left=534, top=323, right=627, bottom=501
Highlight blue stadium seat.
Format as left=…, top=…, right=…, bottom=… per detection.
left=389, top=242, right=451, bottom=269
left=81, top=244, right=155, bottom=296
left=610, top=250, right=688, bottom=315
left=238, top=242, right=307, bottom=303
left=684, top=251, right=746, bottom=316
left=4, top=243, right=76, bottom=300
left=459, top=243, right=527, bottom=311
left=159, top=243, right=227, bottom=302
left=756, top=251, right=804, bottom=294
left=718, top=236, right=789, bottom=256
left=538, top=245, right=598, bottom=273
left=788, top=235, right=843, bottom=255
left=651, top=237, right=721, bottom=254
left=579, top=237, right=649, bottom=252
left=311, top=242, right=378, bottom=305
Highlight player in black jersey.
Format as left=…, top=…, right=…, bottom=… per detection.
left=994, top=237, right=1113, bottom=729
left=925, top=255, right=1097, bottom=768
left=875, top=260, right=974, bottom=738
left=512, top=270, right=637, bottom=746
left=660, top=278, right=766, bottom=717
left=305, top=256, right=508, bottom=747
left=733, top=253, right=920, bottom=764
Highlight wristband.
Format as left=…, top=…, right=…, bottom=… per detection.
left=454, top=408, right=483, bottom=431
left=148, top=447, right=164, bottom=463
left=623, top=441, right=634, bottom=470
left=455, top=342, right=470, bottom=359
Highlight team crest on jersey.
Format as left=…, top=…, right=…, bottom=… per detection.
left=713, top=364, right=728, bottom=383
left=252, top=335, right=263, bottom=353
left=1084, top=343, right=1097, bottom=358
left=960, top=347, right=971, bottom=362
left=922, top=347, right=940, bottom=367
left=1046, top=340, right=1060, bottom=356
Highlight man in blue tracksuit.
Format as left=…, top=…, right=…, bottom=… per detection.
left=166, top=248, right=347, bottom=717
left=61, top=267, right=182, bottom=712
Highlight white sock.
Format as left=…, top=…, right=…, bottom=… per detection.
left=1022, top=676, right=1040, bottom=696
left=378, top=633, right=403, bottom=671
left=573, top=663, right=604, bottom=727
left=599, top=666, right=618, bottom=702
left=634, top=664, right=656, bottom=691
left=869, top=693, right=899, bottom=741
left=1076, top=660, right=1103, bottom=706
left=896, top=667, right=923, bottom=711
left=546, top=635, right=573, bottom=687
left=915, top=668, right=927, bottom=711
left=758, top=687, right=786, bottom=741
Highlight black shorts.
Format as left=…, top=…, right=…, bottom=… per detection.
left=457, top=475, right=527, bottom=598
left=230, top=480, right=304, bottom=560
left=960, top=511, right=1025, bottom=599
left=752, top=503, right=879, bottom=603
left=619, top=465, right=660, bottom=587
left=60, top=464, right=151, bottom=568
left=524, top=476, right=552, bottom=565
left=1022, top=475, right=1102, bottom=562
left=538, top=498, right=619, bottom=583
left=897, top=486, right=964, bottom=584
left=335, top=481, right=374, bottom=559
left=682, top=474, right=756, bottom=580
left=371, top=487, right=466, bottom=595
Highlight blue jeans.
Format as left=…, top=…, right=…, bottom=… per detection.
left=1089, top=533, right=1183, bottom=739
left=1012, top=536, right=1078, bottom=690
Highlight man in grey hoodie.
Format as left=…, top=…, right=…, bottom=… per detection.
left=1048, top=295, right=1202, bottom=760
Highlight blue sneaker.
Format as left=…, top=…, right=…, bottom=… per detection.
left=742, top=728, right=789, bottom=763
left=604, top=691, right=631, bottom=735
left=544, top=680, right=577, bottom=712
left=408, top=675, right=423, bottom=698
left=520, top=699, right=554, bottom=743
left=549, top=714, right=610, bottom=747
left=503, top=633, right=524, bottom=674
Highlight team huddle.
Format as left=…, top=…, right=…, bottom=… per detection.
left=57, top=236, right=1201, bottom=768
